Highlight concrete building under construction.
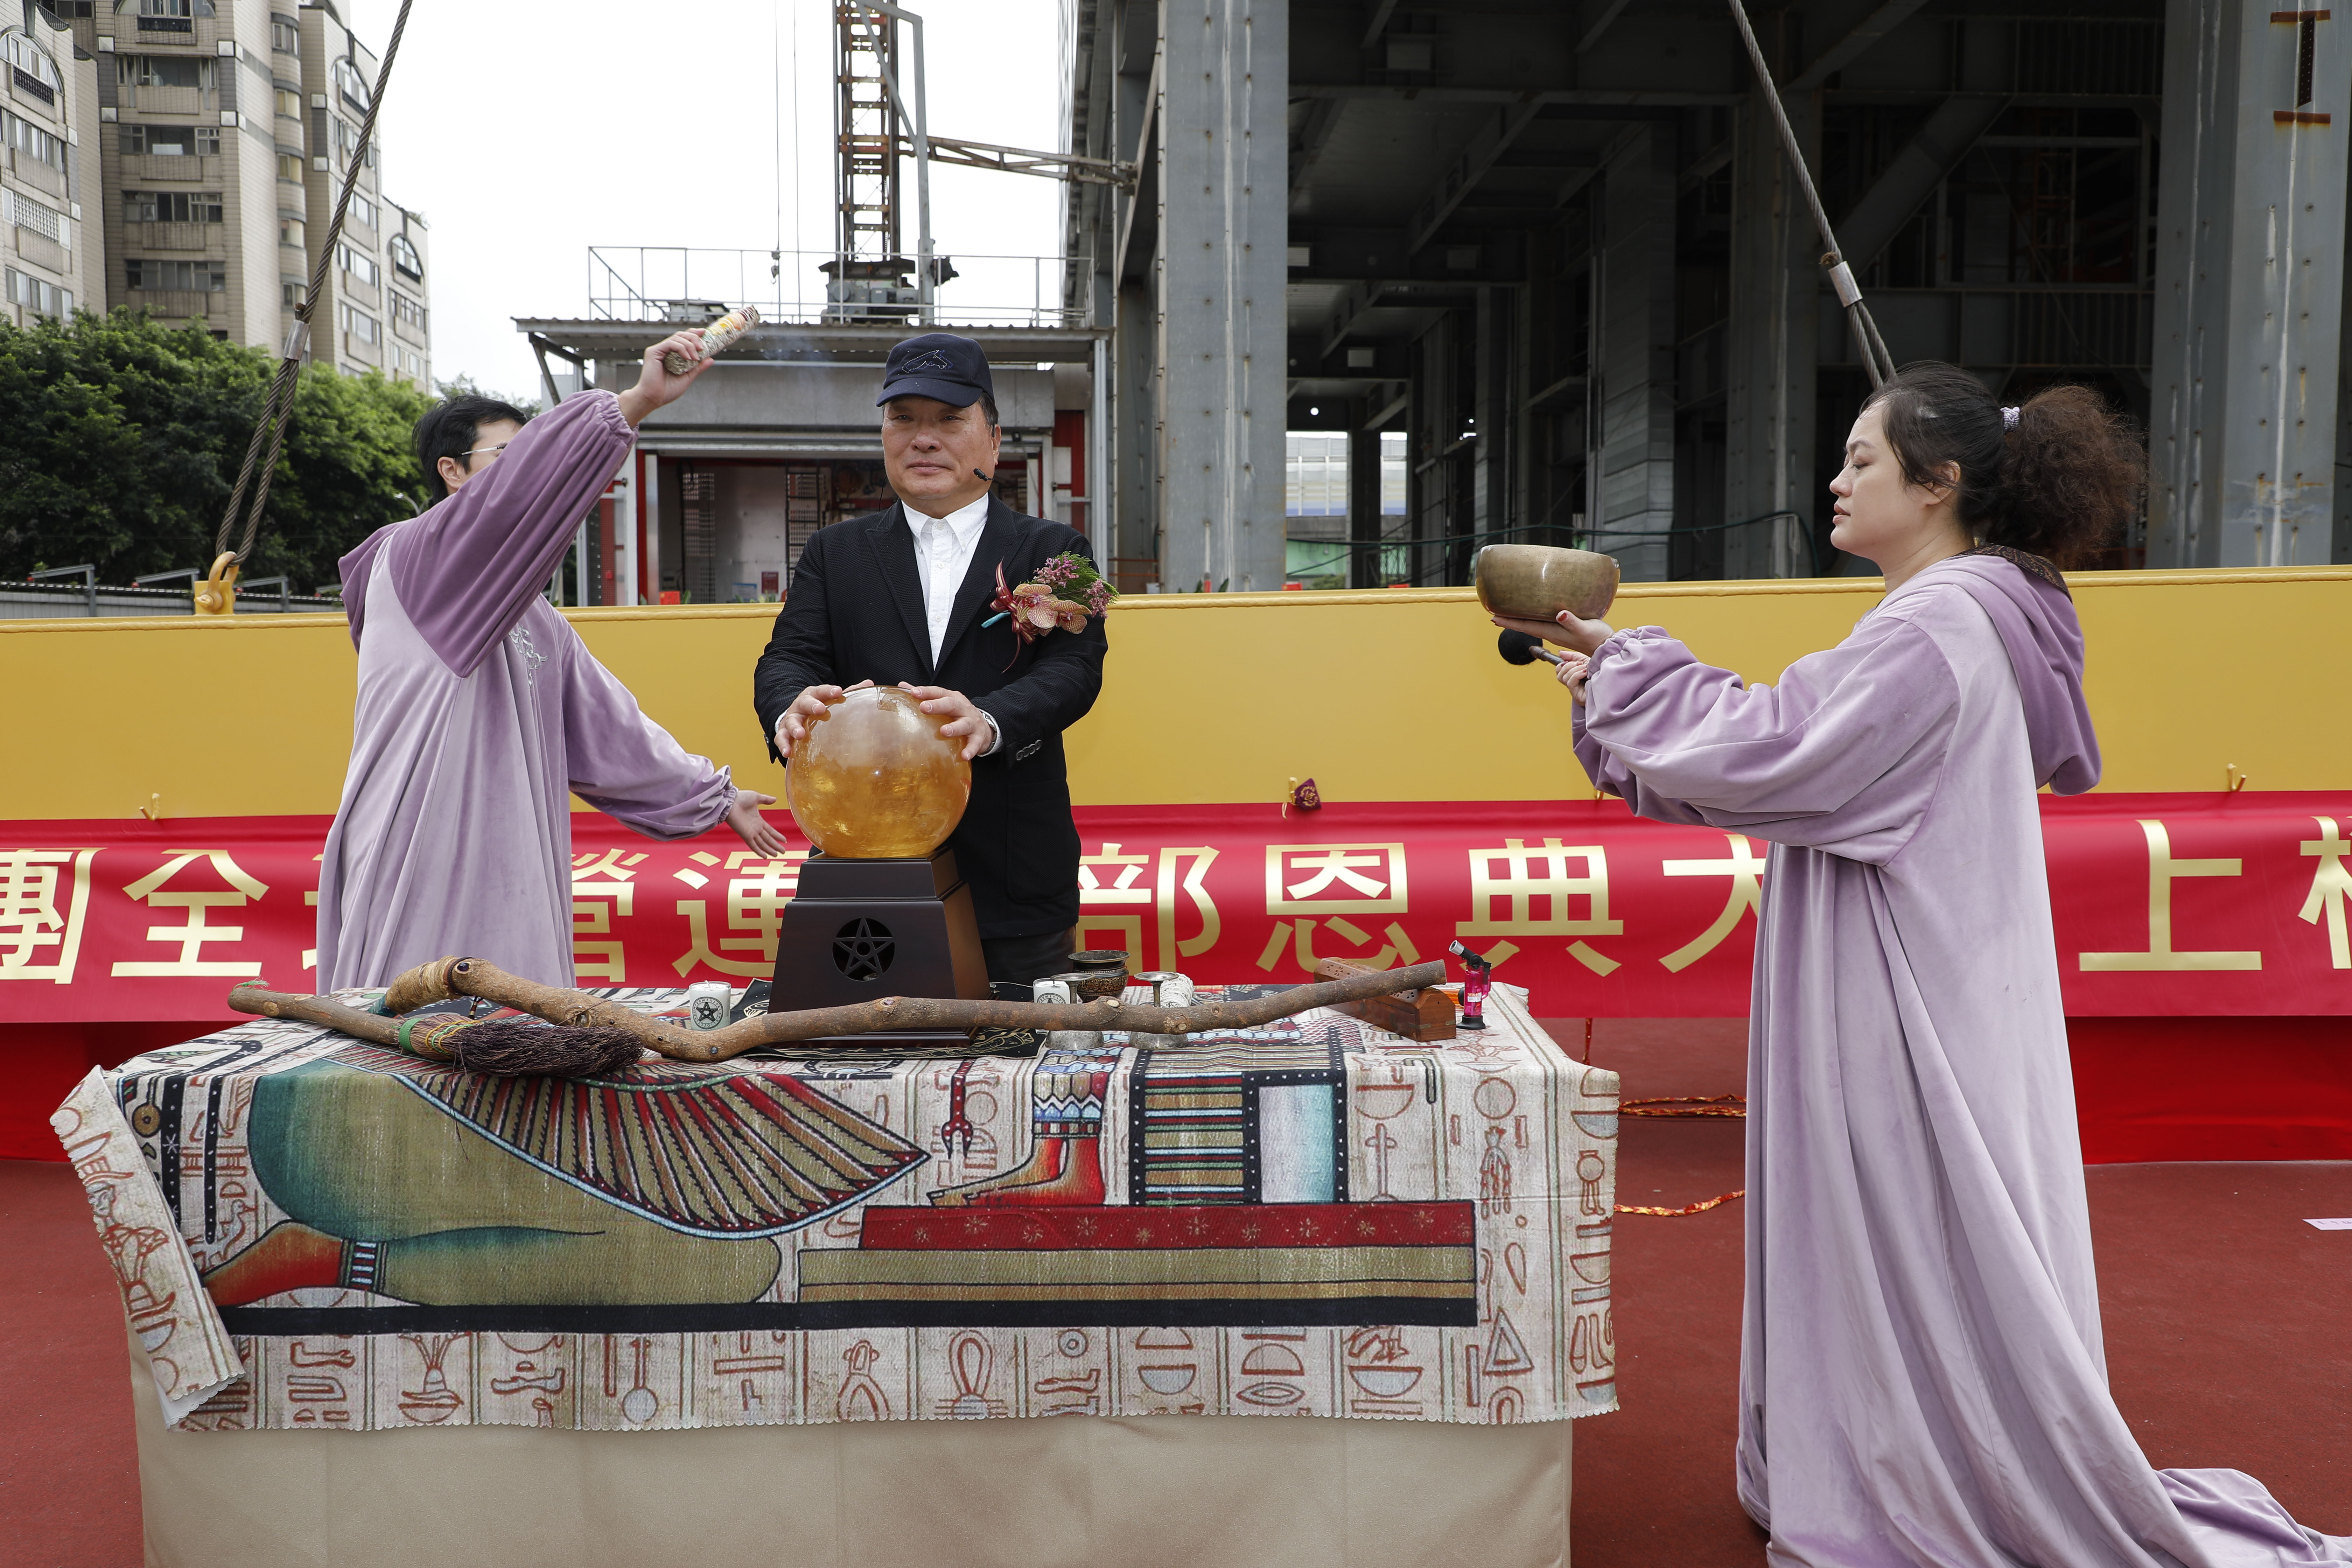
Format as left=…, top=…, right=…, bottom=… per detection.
left=517, top=0, right=2347, bottom=602
left=1062, top=0, right=2352, bottom=588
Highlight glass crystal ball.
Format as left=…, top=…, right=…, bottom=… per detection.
left=787, top=686, right=972, bottom=858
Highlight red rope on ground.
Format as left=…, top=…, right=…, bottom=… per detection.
left=1618, top=1190, right=1746, bottom=1217
left=1616, top=1094, right=1748, bottom=1214
left=1622, top=1094, right=1746, bottom=1117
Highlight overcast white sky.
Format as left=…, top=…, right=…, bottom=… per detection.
left=346, top=0, right=1067, bottom=400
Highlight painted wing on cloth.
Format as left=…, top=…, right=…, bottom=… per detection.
left=337, top=1044, right=927, bottom=1238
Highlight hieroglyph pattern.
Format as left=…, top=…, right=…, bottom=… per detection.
left=56, top=985, right=1617, bottom=1432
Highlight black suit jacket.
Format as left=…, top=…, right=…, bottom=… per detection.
left=751, top=498, right=1108, bottom=938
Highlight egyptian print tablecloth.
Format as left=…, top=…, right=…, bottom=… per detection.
left=52, top=982, right=1620, bottom=1433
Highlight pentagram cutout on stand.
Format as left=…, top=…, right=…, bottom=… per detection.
left=832, top=918, right=896, bottom=981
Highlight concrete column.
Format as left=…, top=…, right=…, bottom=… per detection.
left=1153, top=0, right=1287, bottom=592
left=1593, top=125, right=1678, bottom=583
left=1114, top=278, right=1159, bottom=583
left=1472, top=285, right=1514, bottom=556
left=636, top=453, right=657, bottom=607
left=2338, top=211, right=2352, bottom=562
left=1348, top=415, right=1383, bottom=588
left=2149, top=0, right=2349, bottom=567
left=1723, top=85, right=1820, bottom=579
left=610, top=463, right=636, bottom=607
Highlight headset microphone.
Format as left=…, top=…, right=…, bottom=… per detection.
left=973, top=468, right=990, bottom=481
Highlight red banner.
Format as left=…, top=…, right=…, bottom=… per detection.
left=3, top=793, right=2350, bottom=1024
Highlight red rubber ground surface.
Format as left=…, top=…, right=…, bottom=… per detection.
left=2, top=1015, right=2343, bottom=1566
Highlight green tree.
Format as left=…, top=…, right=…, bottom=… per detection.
left=0, top=308, right=436, bottom=592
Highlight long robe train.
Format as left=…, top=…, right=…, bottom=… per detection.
left=1572, top=554, right=2350, bottom=1568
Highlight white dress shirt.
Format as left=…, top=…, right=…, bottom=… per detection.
left=906, top=492, right=993, bottom=662
left=904, top=493, right=1002, bottom=756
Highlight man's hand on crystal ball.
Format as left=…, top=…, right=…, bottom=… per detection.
left=899, top=682, right=998, bottom=762
left=774, top=680, right=876, bottom=758
left=725, top=789, right=787, bottom=856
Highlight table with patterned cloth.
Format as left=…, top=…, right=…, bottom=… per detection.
left=57, top=982, right=1619, bottom=1566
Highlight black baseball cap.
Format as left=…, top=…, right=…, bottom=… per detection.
left=875, top=332, right=995, bottom=409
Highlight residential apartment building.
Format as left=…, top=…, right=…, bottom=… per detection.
left=25, top=0, right=426, bottom=389
left=297, top=0, right=425, bottom=386
left=3, top=1, right=100, bottom=328
left=380, top=198, right=426, bottom=385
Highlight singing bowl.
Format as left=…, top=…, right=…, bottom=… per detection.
left=1054, top=968, right=1128, bottom=1002
left=787, top=686, right=972, bottom=858
left=1473, top=544, right=1620, bottom=623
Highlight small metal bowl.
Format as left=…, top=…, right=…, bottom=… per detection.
left=1132, top=970, right=1195, bottom=1006
left=1069, top=948, right=1130, bottom=971
left=1058, top=968, right=1129, bottom=1001
left=1473, top=544, right=1620, bottom=623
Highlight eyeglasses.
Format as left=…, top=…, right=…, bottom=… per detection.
left=462, top=441, right=510, bottom=459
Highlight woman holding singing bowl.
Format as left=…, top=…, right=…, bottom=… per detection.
left=1493, top=361, right=2348, bottom=1568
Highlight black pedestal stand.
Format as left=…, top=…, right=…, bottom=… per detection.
left=769, top=848, right=990, bottom=1048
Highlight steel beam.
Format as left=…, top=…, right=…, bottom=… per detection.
left=1408, top=100, right=1549, bottom=252
left=1592, top=125, right=1677, bottom=582
left=1156, top=0, right=1289, bottom=592
left=1288, top=97, right=1346, bottom=206
left=1830, top=94, right=2007, bottom=276
left=1722, top=79, right=1820, bottom=579
left=1784, top=0, right=1936, bottom=92
left=1292, top=85, right=1738, bottom=106
left=2148, top=0, right=2348, bottom=566
left=1113, top=48, right=1162, bottom=283
left=1576, top=0, right=1637, bottom=54
left=1348, top=418, right=1386, bottom=586
left=904, top=132, right=1136, bottom=188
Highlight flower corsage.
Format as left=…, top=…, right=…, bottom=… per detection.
left=984, top=552, right=1116, bottom=654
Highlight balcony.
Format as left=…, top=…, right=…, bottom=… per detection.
left=126, top=85, right=210, bottom=114
left=132, top=288, right=223, bottom=321
left=8, top=68, right=59, bottom=113
left=131, top=13, right=220, bottom=48
left=392, top=312, right=426, bottom=346
left=340, top=275, right=377, bottom=308
left=120, top=153, right=219, bottom=182
left=11, top=228, right=69, bottom=273
left=341, top=331, right=380, bottom=364
left=3, top=146, right=67, bottom=198
left=125, top=220, right=219, bottom=253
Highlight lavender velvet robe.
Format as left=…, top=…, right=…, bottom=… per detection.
left=1573, top=555, right=2350, bottom=1568
left=316, top=391, right=736, bottom=990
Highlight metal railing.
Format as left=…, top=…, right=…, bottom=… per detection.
left=586, top=246, right=1093, bottom=331
left=1281, top=511, right=1821, bottom=586
left=2, top=570, right=342, bottom=620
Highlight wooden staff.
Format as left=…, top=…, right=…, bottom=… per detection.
left=232, top=956, right=1446, bottom=1065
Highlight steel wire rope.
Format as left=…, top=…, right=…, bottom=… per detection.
left=1723, top=0, right=1897, bottom=390
left=212, top=0, right=420, bottom=573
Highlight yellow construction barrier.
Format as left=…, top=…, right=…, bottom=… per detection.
left=3, top=568, right=2342, bottom=821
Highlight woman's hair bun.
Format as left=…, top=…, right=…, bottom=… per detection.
left=1864, top=362, right=2144, bottom=568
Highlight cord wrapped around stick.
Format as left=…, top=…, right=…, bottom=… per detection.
left=227, top=983, right=645, bottom=1077
left=229, top=955, right=1448, bottom=1076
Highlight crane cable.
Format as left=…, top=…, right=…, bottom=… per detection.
left=204, top=0, right=420, bottom=609
left=1723, top=0, right=1899, bottom=390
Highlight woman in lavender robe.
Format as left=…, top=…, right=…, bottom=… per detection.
left=1498, top=363, right=2348, bottom=1567
left=315, top=330, right=784, bottom=991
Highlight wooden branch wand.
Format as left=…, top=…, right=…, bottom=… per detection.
left=228, top=957, right=1446, bottom=1074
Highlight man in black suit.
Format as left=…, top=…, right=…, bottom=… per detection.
left=752, top=334, right=1107, bottom=993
